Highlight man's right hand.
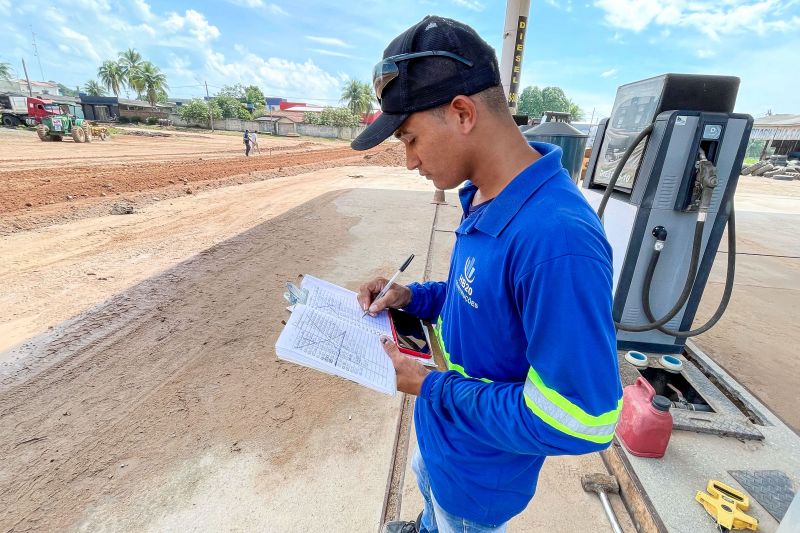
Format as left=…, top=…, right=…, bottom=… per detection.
left=357, top=278, right=412, bottom=317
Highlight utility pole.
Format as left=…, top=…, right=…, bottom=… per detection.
left=499, top=0, right=531, bottom=115
left=205, top=80, right=214, bottom=132
left=31, top=28, right=44, bottom=81
left=21, top=58, right=32, bottom=96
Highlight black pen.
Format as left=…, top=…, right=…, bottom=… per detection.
left=362, top=254, right=415, bottom=318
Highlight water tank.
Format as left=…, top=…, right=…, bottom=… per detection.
left=524, top=112, right=588, bottom=182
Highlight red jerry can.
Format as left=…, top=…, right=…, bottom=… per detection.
left=616, top=377, right=673, bottom=458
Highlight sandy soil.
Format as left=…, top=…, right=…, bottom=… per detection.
left=0, top=128, right=393, bottom=215
left=0, top=190, right=400, bottom=531
left=0, top=166, right=428, bottom=356
left=0, top=126, right=336, bottom=171
left=695, top=175, right=800, bottom=431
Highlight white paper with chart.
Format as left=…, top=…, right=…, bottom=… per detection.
left=275, top=275, right=397, bottom=395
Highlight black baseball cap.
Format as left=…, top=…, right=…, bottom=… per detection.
left=351, top=16, right=501, bottom=151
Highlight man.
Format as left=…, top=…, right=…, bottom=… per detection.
left=243, top=129, right=251, bottom=157
left=352, top=16, right=623, bottom=533
left=250, top=129, right=261, bottom=154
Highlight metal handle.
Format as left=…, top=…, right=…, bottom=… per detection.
left=598, top=491, right=623, bottom=533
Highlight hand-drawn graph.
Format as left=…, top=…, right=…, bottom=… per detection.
left=301, top=275, right=392, bottom=336
left=290, top=307, right=394, bottom=390
left=276, top=276, right=397, bottom=395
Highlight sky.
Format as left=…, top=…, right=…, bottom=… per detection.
left=1, top=0, right=798, bottom=120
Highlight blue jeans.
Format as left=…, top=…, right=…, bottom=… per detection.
left=412, top=449, right=508, bottom=533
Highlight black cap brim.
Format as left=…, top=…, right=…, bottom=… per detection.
left=351, top=112, right=409, bottom=151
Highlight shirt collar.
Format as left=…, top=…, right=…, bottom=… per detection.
left=455, top=142, right=564, bottom=237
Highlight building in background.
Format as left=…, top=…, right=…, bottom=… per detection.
left=750, top=114, right=800, bottom=159
left=0, top=78, right=61, bottom=96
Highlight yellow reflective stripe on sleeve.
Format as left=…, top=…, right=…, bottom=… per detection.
left=434, top=316, right=492, bottom=383
left=523, top=367, right=621, bottom=443
left=434, top=316, right=619, bottom=443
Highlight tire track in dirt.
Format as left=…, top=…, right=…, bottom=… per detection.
left=0, top=192, right=363, bottom=531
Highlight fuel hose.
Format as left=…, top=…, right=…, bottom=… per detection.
left=596, top=122, right=736, bottom=335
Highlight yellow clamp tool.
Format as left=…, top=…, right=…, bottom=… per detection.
left=696, top=480, right=758, bottom=531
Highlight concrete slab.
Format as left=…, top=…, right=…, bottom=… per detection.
left=619, top=342, right=800, bottom=533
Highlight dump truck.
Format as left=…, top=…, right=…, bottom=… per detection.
left=0, top=95, right=63, bottom=126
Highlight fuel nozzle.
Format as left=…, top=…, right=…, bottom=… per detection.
left=695, top=149, right=718, bottom=219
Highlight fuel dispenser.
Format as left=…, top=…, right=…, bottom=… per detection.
left=581, top=74, right=753, bottom=354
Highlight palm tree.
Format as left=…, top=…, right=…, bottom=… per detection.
left=118, top=48, right=144, bottom=97
left=130, top=62, right=168, bottom=106
left=98, top=60, right=125, bottom=96
left=0, top=62, right=12, bottom=80
left=341, top=80, right=373, bottom=116
left=358, top=82, right=375, bottom=114
left=84, top=80, right=107, bottom=96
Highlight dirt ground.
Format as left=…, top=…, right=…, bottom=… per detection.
left=0, top=128, right=403, bottom=233
left=1, top=126, right=798, bottom=529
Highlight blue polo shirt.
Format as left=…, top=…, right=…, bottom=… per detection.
left=404, top=142, right=622, bottom=526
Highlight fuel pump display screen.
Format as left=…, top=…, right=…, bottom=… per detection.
left=594, top=77, right=662, bottom=192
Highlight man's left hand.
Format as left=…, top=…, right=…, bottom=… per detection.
left=381, top=336, right=432, bottom=396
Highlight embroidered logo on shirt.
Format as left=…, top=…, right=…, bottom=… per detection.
left=464, top=256, right=476, bottom=283
left=457, top=256, right=479, bottom=309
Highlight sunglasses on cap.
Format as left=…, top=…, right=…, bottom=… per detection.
left=372, top=50, right=474, bottom=102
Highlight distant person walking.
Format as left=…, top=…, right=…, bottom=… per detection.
left=250, top=130, right=261, bottom=154
left=243, top=129, right=251, bottom=157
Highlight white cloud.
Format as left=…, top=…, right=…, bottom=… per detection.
left=3, top=1, right=375, bottom=106
left=544, top=0, right=573, bottom=11
left=310, top=49, right=358, bottom=59
left=451, top=0, right=485, bottom=12
left=600, top=68, right=618, bottom=78
left=184, top=10, right=221, bottom=42
left=267, top=3, right=288, bottom=15
left=226, top=0, right=287, bottom=15
left=593, top=0, right=800, bottom=40
left=61, top=27, right=102, bottom=63
left=130, top=0, right=154, bottom=20
left=305, top=36, right=351, bottom=48
left=204, top=49, right=342, bottom=102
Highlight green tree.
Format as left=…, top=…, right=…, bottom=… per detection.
left=244, top=85, right=265, bottom=105
left=340, top=80, right=373, bottom=116
left=83, top=80, right=107, bottom=96
left=517, top=86, right=543, bottom=118
left=0, top=62, right=12, bottom=80
left=177, top=98, right=222, bottom=126
left=517, top=85, right=584, bottom=122
left=218, top=83, right=246, bottom=100
left=304, top=111, right=322, bottom=125
left=568, top=102, right=585, bottom=121
left=98, top=60, right=126, bottom=96
left=130, top=62, right=168, bottom=106
left=118, top=48, right=144, bottom=96
left=315, top=107, right=361, bottom=127
left=56, top=83, right=78, bottom=96
left=213, top=94, right=251, bottom=119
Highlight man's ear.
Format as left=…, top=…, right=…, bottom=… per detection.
left=448, top=95, right=477, bottom=134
